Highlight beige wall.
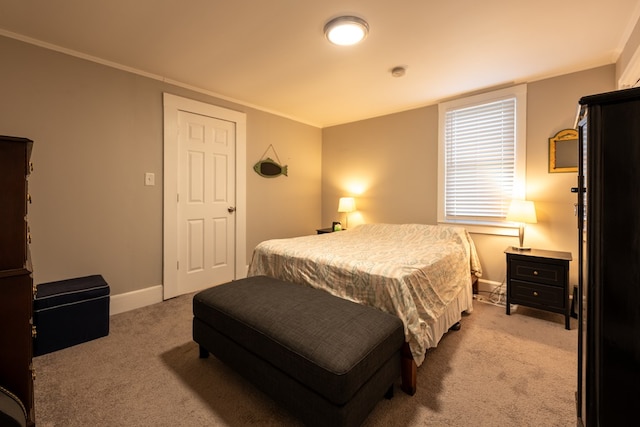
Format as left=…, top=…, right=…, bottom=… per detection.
left=246, top=112, right=322, bottom=246
left=0, top=36, right=321, bottom=296
left=0, top=31, right=627, bottom=299
left=522, top=65, right=614, bottom=286
left=618, top=15, right=640, bottom=85
left=321, top=107, right=438, bottom=227
left=322, top=65, right=616, bottom=288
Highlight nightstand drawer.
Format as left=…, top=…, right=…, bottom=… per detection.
left=509, top=259, right=565, bottom=287
left=510, top=280, right=566, bottom=310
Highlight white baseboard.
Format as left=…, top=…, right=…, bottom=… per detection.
left=109, top=272, right=252, bottom=316
left=477, top=278, right=504, bottom=294
left=109, top=284, right=163, bottom=316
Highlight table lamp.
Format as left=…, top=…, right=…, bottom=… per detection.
left=337, top=197, right=356, bottom=229
left=506, top=199, right=537, bottom=250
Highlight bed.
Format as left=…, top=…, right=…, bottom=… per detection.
left=247, top=223, right=482, bottom=369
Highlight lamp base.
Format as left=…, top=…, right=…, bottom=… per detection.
left=513, top=224, right=531, bottom=251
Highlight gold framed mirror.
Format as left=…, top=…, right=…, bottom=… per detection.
left=549, top=129, right=578, bottom=173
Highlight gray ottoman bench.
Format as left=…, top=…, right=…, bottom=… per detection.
left=193, top=276, right=405, bottom=427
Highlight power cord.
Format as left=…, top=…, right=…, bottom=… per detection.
left=489, top=278, right=506, bottom=305
left=475, top=277, right=507, bottom=307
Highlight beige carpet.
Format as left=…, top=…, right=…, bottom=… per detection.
left=33, top=292, right=578, bottom=426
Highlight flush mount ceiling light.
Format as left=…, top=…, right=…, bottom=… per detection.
left=324, top=16, right=369, bottom=46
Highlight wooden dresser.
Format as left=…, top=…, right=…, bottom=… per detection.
left=0, top=135, right=35, bottom=426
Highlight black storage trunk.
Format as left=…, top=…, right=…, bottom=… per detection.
left=33, top=275, right=110, bottom=356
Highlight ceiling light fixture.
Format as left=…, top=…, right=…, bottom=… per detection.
left=324, top=16, right=369, bottom=46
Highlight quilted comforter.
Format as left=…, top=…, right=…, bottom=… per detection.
left=247, top=223, right=482, bottom=366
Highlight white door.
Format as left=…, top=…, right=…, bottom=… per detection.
left=163, top=94, right=247, bottom=300
left=178, top=111, right=235, bottom=293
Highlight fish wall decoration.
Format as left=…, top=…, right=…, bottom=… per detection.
left=254, top=144, right=288, bottom=178
left=254, top=157, right=288, bottom=177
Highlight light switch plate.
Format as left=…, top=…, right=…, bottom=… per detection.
left=145, top=172, right=155, bottom=186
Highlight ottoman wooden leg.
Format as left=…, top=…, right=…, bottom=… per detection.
left=199, top=345, right=209, bottom=359
left=384, top=385, right=394, bottom=399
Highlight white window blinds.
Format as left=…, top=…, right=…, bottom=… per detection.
left=442, top=96, right=518, bottom=223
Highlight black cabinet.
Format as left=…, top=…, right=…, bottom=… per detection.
left=505, top=247, right=572, bottom=329
left=576, top=87, right=640, bottom=426
left=0, top=135, right=35, bottom=426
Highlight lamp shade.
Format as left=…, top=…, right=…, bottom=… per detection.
left=506, top=200, right=537, bottom=224
left=338, top=197, right=356, bottom=213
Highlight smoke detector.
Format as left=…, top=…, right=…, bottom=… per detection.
left=391, top=66, right=407, bottom=77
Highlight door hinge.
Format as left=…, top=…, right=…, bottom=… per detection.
left=177, top=261, right=179, bottom=270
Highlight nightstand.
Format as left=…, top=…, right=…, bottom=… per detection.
left=504, top=247, right=572, bottom=329
left=316, top=227, right=348, bottom=234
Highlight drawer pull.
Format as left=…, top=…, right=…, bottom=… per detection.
left=533, top=270, right=538, bottom=275
left=533, top=291, right=539, bottom=297
left=32, top=325, right=37, bottom=338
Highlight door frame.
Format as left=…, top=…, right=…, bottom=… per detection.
left=162, top=93, right=247, bottom=299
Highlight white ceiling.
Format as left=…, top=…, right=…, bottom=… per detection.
left=1, top=1, right=639, bottom=127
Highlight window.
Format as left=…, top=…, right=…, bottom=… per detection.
left=438, top=85, right=527, bottom=234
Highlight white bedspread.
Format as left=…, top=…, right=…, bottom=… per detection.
left=247, top=223, right=482, bottom=366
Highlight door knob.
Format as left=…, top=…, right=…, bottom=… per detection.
left=228, top=206, right=236, bottom=213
